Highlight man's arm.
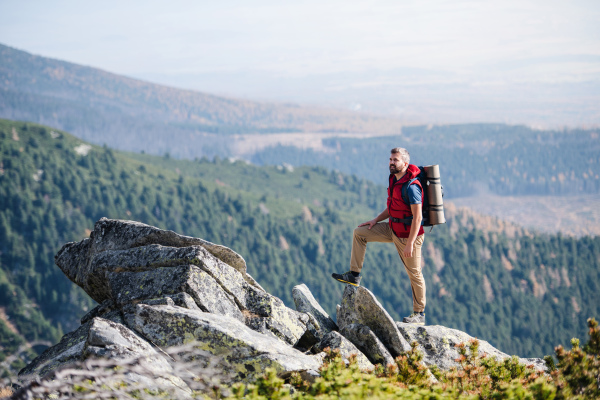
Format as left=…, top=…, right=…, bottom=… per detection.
left=403, top=203, right=422, bottom=257
left=358, top=208, right=390, bottom=230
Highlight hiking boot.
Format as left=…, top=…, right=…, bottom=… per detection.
left=402, top=312, right=425, bottom=325
left=331, top=271, right=361, bottom=286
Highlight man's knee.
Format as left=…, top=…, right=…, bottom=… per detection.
left=353, top=226, right=369, bottom=240
left=353, top=228, right=371, bottom=246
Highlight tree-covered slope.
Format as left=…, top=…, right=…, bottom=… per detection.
left=1, top=119, right=598, bottom=367
left=0, top=43, right=400, bottom=159
left=251, top=124, right=600, bottom=198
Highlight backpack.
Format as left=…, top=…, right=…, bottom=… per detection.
left=401, top=165, right=445, bottom=227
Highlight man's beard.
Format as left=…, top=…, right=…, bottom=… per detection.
left=389, top=165, right=400, bottom=174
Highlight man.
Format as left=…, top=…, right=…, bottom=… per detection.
left=332, top=147, right=427, bottom=325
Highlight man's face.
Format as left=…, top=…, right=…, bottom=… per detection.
left=389, top=153, right=407, bottom=174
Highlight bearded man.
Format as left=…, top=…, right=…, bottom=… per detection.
left=332, top=147, right=427, bottom=325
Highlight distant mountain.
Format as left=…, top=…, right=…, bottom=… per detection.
left=1, top=118, right=599, bottom=369
left=0, top=43, right=401, bottom=159
left=3, top=44, right=598, bottom=206
left=250, top=124, right=600, bottom=198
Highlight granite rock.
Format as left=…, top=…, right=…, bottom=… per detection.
left=337, top=285, right=410, bottom=357
left=340, top=323, right=395, bottom=366
left=292, top=283, right=338, bottom=340
left=396, top=322, right=547, bottom=372
left=131, top=303, right=321, bottom=383
left=314, top=331, right=374, bottom=371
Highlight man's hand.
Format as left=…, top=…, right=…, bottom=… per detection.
left=403, top=240, right=415, bottom=258
left=358, top=219, right=377, bottom=230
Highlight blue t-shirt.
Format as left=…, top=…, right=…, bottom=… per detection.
left=406, top=183, right=422, bottom=205
left=393, top=177, right=422, bottom=204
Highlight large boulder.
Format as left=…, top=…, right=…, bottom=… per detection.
left=396, top=323, right=547, bottom=371
left=131, top=303, right=322, bottom=383
left=108, top=265, right=243, bottom=321
left=55, top=219, right=309, bottom=346
left=19, top=310, right=122, bottom=379
left=19, top=315, right=190, bottom=396
left=55, top=218, right=263, bottom=295
left=83, top=318, right=190, bottom=396
left=340, top=323, right=395, bottom=366
left=292, top=284, right=338, bottom=340
left=337, top=285, right=410, bottom=357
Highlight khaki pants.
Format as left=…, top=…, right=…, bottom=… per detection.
left=350, top=222, right=426, bottom=312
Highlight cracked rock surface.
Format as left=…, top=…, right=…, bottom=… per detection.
left=21, top=218, right=546, bottom=390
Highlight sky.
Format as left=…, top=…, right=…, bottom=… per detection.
left=1, top=0, right=599, bottom=126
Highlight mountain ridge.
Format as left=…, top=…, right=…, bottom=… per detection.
left=0, top=43, right=403, bottom=159
left=1, top=118, right=598, bottom=367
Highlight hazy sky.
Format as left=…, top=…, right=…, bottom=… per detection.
left=1, top=0, right=599, bottom=125
left=2, top=0, right=598, bottom=77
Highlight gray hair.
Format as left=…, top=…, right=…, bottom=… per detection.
left=390, top=147, right=410, bottom=164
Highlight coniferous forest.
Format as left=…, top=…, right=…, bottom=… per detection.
left=0, top=119, right=599, bottom=375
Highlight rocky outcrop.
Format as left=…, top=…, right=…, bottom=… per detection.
left=340, top=323, right=395, bottom=366
left=20, top=309, right=123, bottom=379
left=337, top=285, right=411, bottom=357
left=396, top=323, right=547, bottom=371
left=131, top=303, right=321, bottom=383
left=108, top=265, right=243, bottom=319
left=55, top=218, right=263, bottom=297
left=55, top=218, right=309, bottom=345
left=292, top=284, right=338, bottom=340
left=23, top=219, right=317, bottom=391
left=20, top=218, right=546, bottom=393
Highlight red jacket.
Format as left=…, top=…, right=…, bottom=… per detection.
left=387, top=164, right=425, bottom=238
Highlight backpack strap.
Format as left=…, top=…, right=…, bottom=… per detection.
left=399, top=176, right=430, bottom=227
left=401, top=177, right=419, bottom=206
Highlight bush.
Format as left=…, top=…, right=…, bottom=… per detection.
left=6, top=318, right=599, bottom=399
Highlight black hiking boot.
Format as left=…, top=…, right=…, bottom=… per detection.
left=331, top=271, right=361, bottom=286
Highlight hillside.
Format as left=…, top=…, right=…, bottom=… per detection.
left=2, top=42, right=598, bottom=209
left=0, top=43, right=401, bottom=159
left=251, top=124, right=600, bottom=198
left=248, top=124, right=600, bottom=235
left=1, top=119, right=599, bottom=370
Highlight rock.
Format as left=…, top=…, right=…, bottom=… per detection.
left=131, top=303, right=321, bottom=383
left=152, top=245, right=310, bottom=346
left=85, top=318, right=193, bottom=398
left=314, top=331, right=374, bottom=370
left=294, top=324, right=320, bottom=352
left=19, top=310, right=122, bottom=380
left=55, top=218, right=263, bottom=294
left=203, top=266, right=308, bottom=345
left=520, top=358, right=548, bottom=372
left=169, top=292, right=202, bottom=311
left=108, top=265, right=243, bottom=320
left=141, top=297, right=176, bottom=306
left=339, top=323, right=395, bottom=366
left=19, top=321, right=92, bottom=380
left=21, top=218, right=548, bottom=394
left=337, top=285, right=410, bottom=357
left=91, top=218, right=248, bottom=280
left=20, top=316, right=193, bottom=397
left=292, top=284, right=338, bottom=339
left=242, top=305, right=310, bottom=346
left=55, top=217, right=309, bottom=345
left=80, top=299, right=116, bottom=324
left=61, top=243, right=228, bottom=303
left=396, top=322, right=547, bottom=371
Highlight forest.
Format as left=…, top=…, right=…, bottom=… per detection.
left=251, top=124, right=600, bottom=198
left=0, top=119, right=599, bottom=373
